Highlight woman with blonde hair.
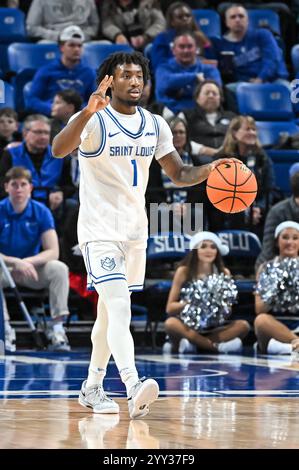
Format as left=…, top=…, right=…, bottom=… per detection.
left=209, top=115, right=276, bottom=235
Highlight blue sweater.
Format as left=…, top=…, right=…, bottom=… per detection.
left=207, top=29, right=288, bottom=82
left=27, top=58, right=96, bottom=116
left=155, top=58, right=222, bottom=114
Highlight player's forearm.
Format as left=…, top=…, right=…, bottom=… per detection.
left=52, top=108, right=94, bottom=158
left=173, top=163, right=212, bottom=187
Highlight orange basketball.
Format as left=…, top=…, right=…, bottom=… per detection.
left=206, top=161, right=257, bottom=213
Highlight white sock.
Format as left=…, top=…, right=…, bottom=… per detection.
left=86, top=366, right=106, bottom=388
left=267, top=338, right=292, bottom=355
left=120, top=367, right=139, bottom=395
left=217, top=337, right=243, bottom=354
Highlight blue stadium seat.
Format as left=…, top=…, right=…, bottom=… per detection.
left=82, top=43, right=133, bottom=70
left=255, top=121, right=299, bottom=147
left=0, top=8, right=26, bottom=43
left=8, top=42, right=59, bottom=73
left=267, top=151, right=299, bottom=196
left=192, top=9, right=221, bottom=37
left=8, top=43, right=60, bottom=112
left=291, top=44, right=299, bottom=74
left=0, top=81, right=15, bottom=109
left=236, top=83, right=294, bottom=121
left=248, top=9, right=280, bottom=35
left=217, top=230, right=261, bottom=293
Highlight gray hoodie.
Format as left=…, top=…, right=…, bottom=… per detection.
left=26, top=0, right=100, bottom=41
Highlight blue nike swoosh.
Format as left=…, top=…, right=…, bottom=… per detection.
left=108, top=131, right=121, bottom=137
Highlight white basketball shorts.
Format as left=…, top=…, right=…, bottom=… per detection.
left=81, top=240, right=147, bottom=292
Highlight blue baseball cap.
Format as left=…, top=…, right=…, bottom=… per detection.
left=289, top=162, right=299, bottom=178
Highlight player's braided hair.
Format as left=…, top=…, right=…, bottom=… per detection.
left=96, top=51, right=150, bottom=96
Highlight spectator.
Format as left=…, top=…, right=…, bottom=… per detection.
left=150, top=1, right=211, bottom=72
left=27, top=26, right=96, bottom=116
left=26, top=0, right=100, bottom=42
left=181, top=80, right=236, bottom=161
left=50, top=89, right=82, bottom=142
left=164, top=231, right=250, bottom=354
left=155, top=32, right=222, bottom=114
left=207, top=4, right=288, bottom=90
left=100, top=0, right=166, bottom=51
left=213, top=115, right=276, bottom=235
left=0, top=166, right=71, bottom=351
left=254, top=221, right=299, bottom=355
left=0, top=114, right=77, bottom=231
left=255, top=164, right=299, bottom=270
left=0, top=108, right=21, bottom=154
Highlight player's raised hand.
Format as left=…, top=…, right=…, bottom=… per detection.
left=86, top=75, right=113, bottom=113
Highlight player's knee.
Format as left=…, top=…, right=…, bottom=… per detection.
left=165, top=316, right=181, bottom=334
left=254, top=313, right=270, bottom=331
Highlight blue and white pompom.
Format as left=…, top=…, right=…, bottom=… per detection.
left=256, top=257, right=299, bottom=313
left=180, top=273, right=238, bottom=331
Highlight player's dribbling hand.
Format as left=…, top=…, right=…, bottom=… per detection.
left=86, top=75, right=113, bottom=113
left=209, top=157, right=242, bottom=172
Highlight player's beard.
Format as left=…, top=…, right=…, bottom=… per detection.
left=119, top=96, right=140, bottom=107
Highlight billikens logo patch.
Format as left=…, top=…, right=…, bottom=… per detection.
left=101, top=257, right=116, bottom=271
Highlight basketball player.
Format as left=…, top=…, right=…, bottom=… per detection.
left=52, top=51, right=236, bottom=419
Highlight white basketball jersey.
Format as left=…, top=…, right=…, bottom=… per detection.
left=76, top=104, right=175, bottom=244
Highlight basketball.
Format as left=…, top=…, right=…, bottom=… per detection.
left=206, top=161, right=257, bottom=213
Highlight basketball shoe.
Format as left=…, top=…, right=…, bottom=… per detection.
left=79, top=380, right=120, bottom=414
left=128, top=377, right=159, bottom=419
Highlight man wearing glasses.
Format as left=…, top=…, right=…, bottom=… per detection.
left=0, top=114, right=76, bottom=231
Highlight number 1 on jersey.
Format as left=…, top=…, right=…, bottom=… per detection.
left=131, top=159, right=138, bottom=186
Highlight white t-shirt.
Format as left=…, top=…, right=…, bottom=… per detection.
left=70, top=104, right=175, bottom=244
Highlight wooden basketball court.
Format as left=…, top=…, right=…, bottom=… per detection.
left=1, top=352, right=299, bottom=449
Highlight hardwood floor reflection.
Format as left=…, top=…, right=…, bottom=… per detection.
left=1, top=397, right=299, bottom=449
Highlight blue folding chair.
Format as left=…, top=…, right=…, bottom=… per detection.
left=192, top=9, right=221, bottom=38
left=248, top=9, right=280, bottom=35
left=236, top=83, right=294, bottom=121
left=291, top=44, right=299, bottom=74
left=8, top=43, right=60, bottom=112
left=0, top=8, right=26, bottom=43
left=255, top=121, right=299, bottom=147
left=0, top=81, right=15, bottom=109
left=82, top=43, right=133, bottom=70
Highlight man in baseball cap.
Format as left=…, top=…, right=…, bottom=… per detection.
left=59, top=25, right=85, bottom=43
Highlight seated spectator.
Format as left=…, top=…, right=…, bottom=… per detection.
left=255, top=164, right=299, bottom=270
left=27, top=26, right=96, bottom=116
left=0, top=108, right=21, bottom=154
left=0, top=114, right=77, bottom=232
left=213, top=115, right=276, bottom=236
left=51, top=89, right=82, bottom=142
left=206, top=4, right=289, bottom=106
left=26, top=0, right=100, bottom=42
left=163, top=231, right=250, bottom=354
left=147, top=116, right=217, bottom=203
left=100, top=0, right=166, bottom=51
left=155, top=32, right=222, bottom=114
left=0, top=167, right=71, bottom=351
left=150, top=1, right=211, bottom=72
left=254, top=221, right=299, bottom=355
left=181, top=80, right=236, bottom=162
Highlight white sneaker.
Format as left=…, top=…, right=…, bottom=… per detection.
left=128, top=378, right=159, bottom=419
left=46, top=325, right=71, bottom=351
left=178, top=338, right=196, bottom=354
left=162, top=341, right=172, bottom=354
left=4, top=323, right=16, bottom=352
left=217, top=337, right=243, bottom=354
left=78, top=380, right=120, bottom=414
